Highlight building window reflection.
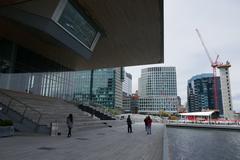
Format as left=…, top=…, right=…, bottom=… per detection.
left=58, top=1, right=100, bottom=50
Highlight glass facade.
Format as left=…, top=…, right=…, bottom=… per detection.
left=122, top=72, right=132, bottom=96
left=0, top=68, right=123, bottom=108
left=122, top=72, right=132, bottom=112
left=0, top=39, right=70, bottom=73
left=187, top=73, right=223, bottom=115
left=0, top=38, right=75, bottom=100
left=0, top=72, right=75, bottom=100
left=0, top=38, right=123, bottom=108
left=91, top=68, right=123, bottom=108
left=58, top=1, right=99, bottom=49
left=92, top=69, right=115, bottom=107
left=73, top=70, right=91, bottom=102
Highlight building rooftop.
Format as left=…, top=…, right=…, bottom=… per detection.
left=180, top=111, right=217, bottom=117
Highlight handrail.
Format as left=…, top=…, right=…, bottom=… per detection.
left=0, top=90, right=42, bottom=125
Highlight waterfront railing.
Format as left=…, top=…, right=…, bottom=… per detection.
left=167, top=120, right=240, bottom=126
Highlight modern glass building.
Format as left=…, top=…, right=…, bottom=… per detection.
left=73, top=68, right=123, bottom=108
left=92, top=68, right=123, bottom=108
left=187, top=73, right=223, bottom=115
left=122, top=72, right=132, bottom=112
left=73, top=70, right=91, bottom=102
left=138, top=67, right=178, bottom=114
left=122, top=72, right=132, bottom=96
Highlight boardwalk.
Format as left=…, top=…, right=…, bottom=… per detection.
left=0, top=123, right=165, bottom=160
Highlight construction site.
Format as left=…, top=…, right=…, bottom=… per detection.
left=186, top=29, right=236, bottom=121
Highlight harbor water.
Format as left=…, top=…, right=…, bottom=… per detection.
left=167, top=127, right=240, bottom=160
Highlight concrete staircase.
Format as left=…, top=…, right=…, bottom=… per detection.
left=0, top=89, right=108, bottom=135
left=78, top=104, right=116, bottom=120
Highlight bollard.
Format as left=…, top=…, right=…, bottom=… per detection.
left=50, top=122, right=59, bottom=136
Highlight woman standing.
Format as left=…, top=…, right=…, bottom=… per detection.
left=66, top=114, right=73, bottom=137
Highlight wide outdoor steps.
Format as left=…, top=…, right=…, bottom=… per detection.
left=0, top=89, right=108, bottom=134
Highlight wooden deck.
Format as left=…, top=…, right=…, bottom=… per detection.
left=0, top=123, right=165, bottom=160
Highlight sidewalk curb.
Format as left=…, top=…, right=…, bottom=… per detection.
left=162, top=124, right=169, bottom=160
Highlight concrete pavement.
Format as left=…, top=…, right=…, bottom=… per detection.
left=0, top=123, right=165, bottom=160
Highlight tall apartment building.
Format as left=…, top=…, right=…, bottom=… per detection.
left=218, top=61, right=234, bottom=119
left=187, top=73, right=223, bottom=115
left=138, top=67, right=178, bottom=114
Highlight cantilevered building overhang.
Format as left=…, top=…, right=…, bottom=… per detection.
left=0, top=0, right=163, bottom=70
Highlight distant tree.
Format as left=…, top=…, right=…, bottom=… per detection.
left=159, top=110, right=171, bottom=117
left=169, top=115, right=178, bottom=120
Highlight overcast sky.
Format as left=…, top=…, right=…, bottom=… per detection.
left=125, top=0, right=240, bottom=111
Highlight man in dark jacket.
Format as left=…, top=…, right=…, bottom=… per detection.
left=146, top=115, right=152, bottom=135
left=144, top=116, right=148, bottom=131
left=127, top=115, right=132, bottom=133
left=66, top=114, right=73, bottom=137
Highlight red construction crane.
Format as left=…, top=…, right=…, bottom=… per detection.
left=195, top=29, right=219, bottom=111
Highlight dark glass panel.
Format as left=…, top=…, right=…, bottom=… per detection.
left=58, top=2, right=97, bottom=48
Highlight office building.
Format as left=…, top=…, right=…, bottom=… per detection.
left=92, top=68, right=123, bottom=108
left=122, top=72, right=132, bottom=96
left=122, top=71, right=132, bottom=112
left=130, top=92, right=139, bottom=113
left=122, top=91, right=139, bottom=113
left=74, top=68, right=123, bottom=108
left=138, top=67, right=178, bottom=114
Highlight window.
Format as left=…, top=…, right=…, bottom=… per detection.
left=58, top=1, right=100, bottom=50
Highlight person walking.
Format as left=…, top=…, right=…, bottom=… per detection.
left=146, top=115, right=152, bottom=135
left=127, top=115, right=132, bottom=133
left=66, top=114, right=73, bottom=137
left=144, top=116, right=148, bottom=131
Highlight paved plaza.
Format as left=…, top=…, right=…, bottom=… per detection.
left=0, top=123, right=165, bottom=160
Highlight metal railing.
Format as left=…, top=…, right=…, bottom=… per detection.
left=0, top=90, right=42, bottom=127
left=167, top=120, right=240, bottom=126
